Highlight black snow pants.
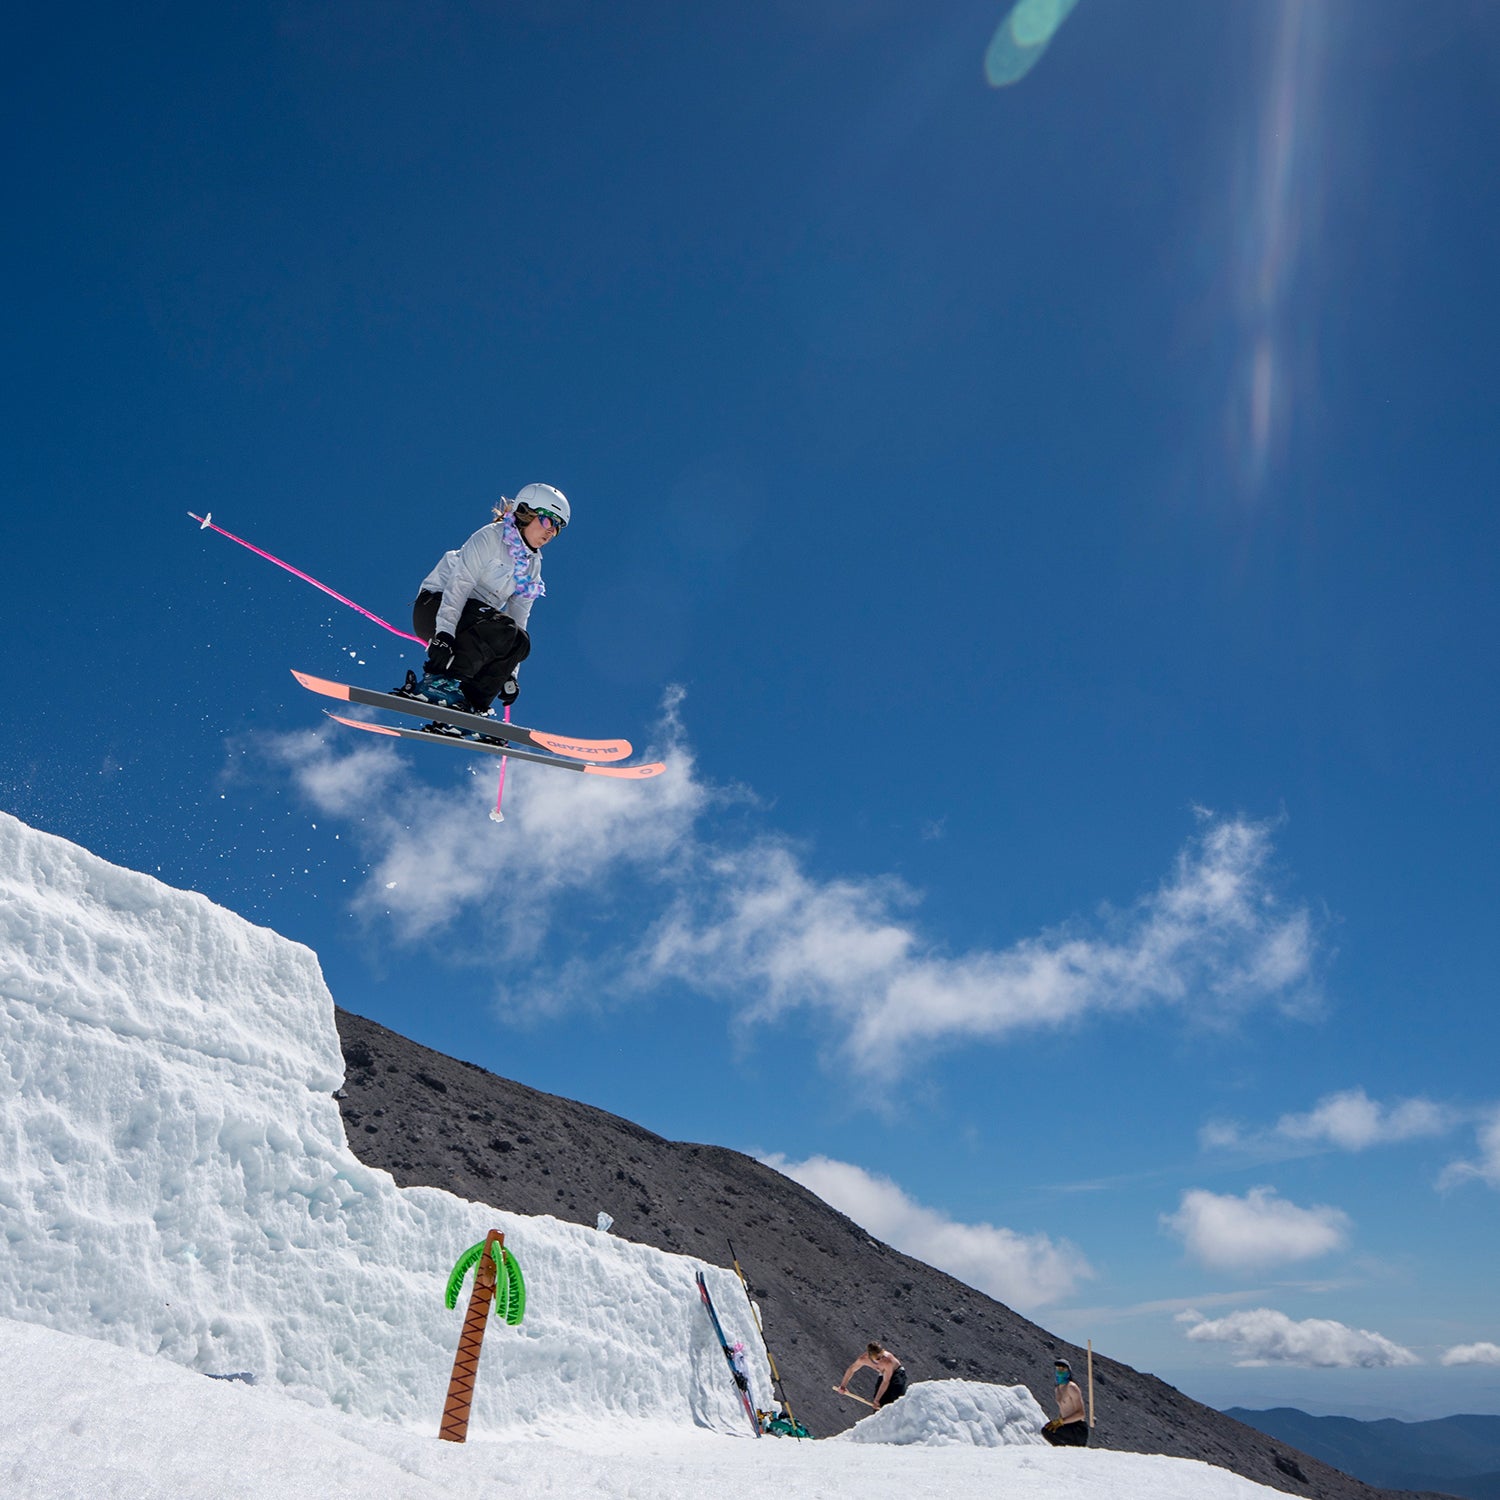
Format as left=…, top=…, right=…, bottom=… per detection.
left=413, top=590, right=531, bottom=714
left=1043, top=1420, right=1089, bottom=1447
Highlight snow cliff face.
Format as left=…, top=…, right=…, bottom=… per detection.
left=0, top=810, right=766, bottom=1435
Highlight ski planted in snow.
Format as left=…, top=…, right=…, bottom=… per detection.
left=291, top=670, right=632, bottom=761
left=696, top=1271, right=762, bottom=1437
left=323, top=714, right=665, bottom=778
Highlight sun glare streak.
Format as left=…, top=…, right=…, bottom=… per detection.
left=1229, top=0, right=1330, bottom=496
left=984, top=0, right=1082, bottom=87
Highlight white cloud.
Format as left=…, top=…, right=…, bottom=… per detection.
left=273, top=731, right=404, bottom=817
left=1162, top=1187, right=1350, bottom=1272
left=274, top=706, right=1319, bottom=1076
left=1275, top=1090, right=1455, bottom=1150
left=641, top=812, right=1317, bottom=1075
left=1178, top=1307, right=1420, bottom=1368
left=1438, top=1107, right=1500, bottom=1191
left=761, top=1153, right=1091, bottom=1311
left=272, top=691, right=707, bottom=951
left=1053, top=1288, right=1266, bottom=1327
left=1204, top=1088, right=1459, bottom=1155
left=1441, top=1342, right=1500, bottom=1367
left=1198, top=1120, right=1248, bottom=1151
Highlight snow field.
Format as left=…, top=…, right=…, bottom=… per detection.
left=0, top=1317, right=1287, bottom=1500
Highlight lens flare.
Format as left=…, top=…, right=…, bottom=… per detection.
left=1227, top=0, right=1330, bottom=497
left=984, top=0, right=1082, bottom=87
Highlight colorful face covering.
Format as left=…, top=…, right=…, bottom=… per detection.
left=502, top=513, right=546, bottom=601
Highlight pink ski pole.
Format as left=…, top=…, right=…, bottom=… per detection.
left=490, top=710, right=512, bottom=823
left=193, top=511, right=516, bottom=827
left=188, top=512, right=427, bottom=646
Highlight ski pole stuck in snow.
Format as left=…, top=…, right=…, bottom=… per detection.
left=730, top=1238, right=801, bottom=1431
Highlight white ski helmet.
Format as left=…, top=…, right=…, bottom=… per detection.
left=513, top=482, right=570, bottom=529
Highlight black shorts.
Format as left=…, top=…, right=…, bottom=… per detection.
left=1044, top=1420, right=1089, bottom=1447
left=877, top=1366, right=908, bottom=1407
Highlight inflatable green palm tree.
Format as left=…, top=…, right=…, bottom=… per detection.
left=438, top=1229, right=527, bottom=1442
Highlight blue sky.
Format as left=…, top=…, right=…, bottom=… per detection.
left=4, top=0, right=1499, bottom=1419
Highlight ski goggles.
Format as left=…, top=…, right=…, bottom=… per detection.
left=533, top=508, right=566, bottom=533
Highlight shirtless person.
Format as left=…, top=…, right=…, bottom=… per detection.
left=837, top=1342, right=909, bottom=1408
left=1042, top=1358, right=1089, bottom=1446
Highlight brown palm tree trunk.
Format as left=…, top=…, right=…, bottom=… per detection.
left=439, top=1230, right=503, bottom=1442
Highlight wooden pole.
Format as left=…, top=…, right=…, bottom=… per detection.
left=832, top=1385, right=878, bottom=1409
left=1087, top=1338, right=1095, bottom=1428
left=439, top=1231, right=503, bottom=1443
left=731, top=1240, right=799, bottom=1426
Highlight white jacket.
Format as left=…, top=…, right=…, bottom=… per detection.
left=420, top=516, right=544, bottom=640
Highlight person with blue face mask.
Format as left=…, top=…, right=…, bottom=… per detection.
left=1042, top=1358, right=1089, bottom=1446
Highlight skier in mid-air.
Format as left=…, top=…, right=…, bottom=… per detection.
left=395, top=483, right=570, bottom=735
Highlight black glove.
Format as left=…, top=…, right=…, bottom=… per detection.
left=497, top=676, right=520, bottom=707
left=425, top=631, right=457, bottom=675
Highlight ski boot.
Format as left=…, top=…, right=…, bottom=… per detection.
left=424, top=718, right=507, bottom=746
left=405, top=673, right=468, bottom=709
left=390, top=671, right=486, bottom=739
left=412, top=681, right=507, bottom=745
left=456, top=703, right=508, bottom=745
left=448, top=704, right=509, bottom=746
left=392, top=668, right=468, bottom=707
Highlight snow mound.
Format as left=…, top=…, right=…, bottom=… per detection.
left=0, top=810, right=769, bottom=1437
left=834, top=1379, right=1047, bottom=1447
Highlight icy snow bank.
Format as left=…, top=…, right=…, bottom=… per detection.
left=0, top=1315, right=1291, bottom=1500
left=834, top=1380, right=1047, bottom=1447
left=0, top=810, right=768, bottom=1436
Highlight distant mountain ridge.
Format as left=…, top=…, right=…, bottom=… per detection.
left=334, top=1007, right=1451, bottom=1500
left=1227, top=1409, right=1500, bottom=1500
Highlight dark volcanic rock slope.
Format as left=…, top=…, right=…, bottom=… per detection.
left=334, top=1010, right=1444, bottom=1500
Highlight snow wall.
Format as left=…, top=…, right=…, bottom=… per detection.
left=0, top=810, right=771, bottom=1436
